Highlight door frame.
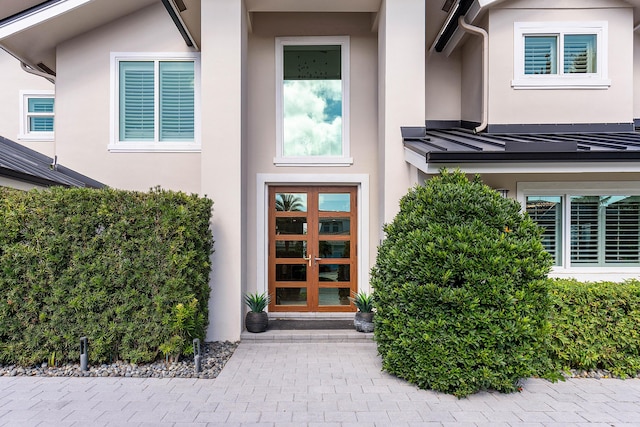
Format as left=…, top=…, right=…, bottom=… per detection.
left=256, top=174, right=370, bottom=312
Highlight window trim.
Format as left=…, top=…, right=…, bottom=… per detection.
left=518, top=181, right=640, bottom=277
left=19, top=90, right=54, bottom=141
left=109, top=52, right=201, bottom=153
left=512, top=21, right=610, bottom=89
left=274, top=36, right=352, bottom=166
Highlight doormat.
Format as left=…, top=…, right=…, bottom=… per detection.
left=268, top=319, right=354, bottom=330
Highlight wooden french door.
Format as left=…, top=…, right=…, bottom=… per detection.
left=268, top=186, right=357, bottom=312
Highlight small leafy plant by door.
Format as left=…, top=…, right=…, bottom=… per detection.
left=350, top=291, right=374, bottom=332
left=243, top=292, right=270, bottom=333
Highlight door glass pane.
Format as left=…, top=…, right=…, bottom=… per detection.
left=276, top=217, right=307, bottom=235
left=319, top=193, right=350, bottom=212
left=319, top=241, right=349, bottom=258
left=319, top=218, right=350, bottom=235
left=275, top=193, right=307, bottom=212
left=276, top=241, right=307, bottom=258
left=318, top=264, right=350, bottom=282
left=276, top=287, right=307, bottom=306
left=319, top=288, right=351, bottom=306
left=275, top=264, right=307, bottom=281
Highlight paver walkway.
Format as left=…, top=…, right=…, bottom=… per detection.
left=1, top=341, right=640, bottom=426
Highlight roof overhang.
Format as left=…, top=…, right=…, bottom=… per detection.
left=0, top=0, right=194, bottom=74
left=433, top=0, right=640, bottom=56
left=245, top=0, right=382, bottom=12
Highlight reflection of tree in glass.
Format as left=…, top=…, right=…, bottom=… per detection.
left=276, top=194, right=304, bottom=212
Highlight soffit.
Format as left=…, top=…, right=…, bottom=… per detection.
left=0, top=0, right=157, bottom=72
left=245, top=0, right=382, bottom=12
left=0, top=0, right=45, bottom=19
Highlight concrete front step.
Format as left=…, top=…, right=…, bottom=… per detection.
left=240, top=328, right=374, bottom=343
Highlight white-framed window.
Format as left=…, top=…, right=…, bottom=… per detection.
left=519, top=182, right=640, bottom=271
left=19, top=91, right=54, bottom=141
left=110, top=52, right=200, bottom=152
left=512, top=21, right=610, bottom=89
left=274, top=36, right=352, bottom=166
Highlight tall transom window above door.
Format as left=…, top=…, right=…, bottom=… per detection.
left=275, top=37, right=352, bottom=166
left=110, top=53, right=200, bottom=152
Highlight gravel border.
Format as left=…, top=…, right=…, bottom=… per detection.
left=0, top=341, right=238, bottom=379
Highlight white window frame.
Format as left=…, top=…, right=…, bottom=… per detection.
left=19, top=90, right=54, bottom=141
left=274, top=36, right=352, bottom=166
left=518, top=181, right=640, bottom=280
left=512, top=21, right=610, bottom=89
left=109, top=52, right=201, bottom=153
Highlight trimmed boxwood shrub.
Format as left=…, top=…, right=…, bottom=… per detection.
left=548, top=278, right=640, bottom=377
left=371, top=170, right=553, bottom=397
left=0, top=186, right=213, bottom=365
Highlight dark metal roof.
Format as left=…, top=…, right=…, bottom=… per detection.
left=403, top=128, right=640, bottom=164
left=0, top=135, right=104, bottom=188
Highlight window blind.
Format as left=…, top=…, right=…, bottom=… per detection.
left=570, top=196, right=599, bottom=265
left=524, top=35, right=557, bottom=75
left=526, top=196, right=562, bottom=265
left=564, top=34, right=596, bottom=74
left=605, top=196, right=640, bottom=263
left=119, top=61, right=155, bottom=141
left=27, top=98, right=54, bottom=132
left=159, top=61, right=194, bottom=141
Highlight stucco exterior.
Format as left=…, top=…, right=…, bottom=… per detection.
left=55, top=3, right=201, bottom=193
left=4, top=0, right=640, bottom=341
left=487, top=0, right=634, bottom=126
left=0, top=49, right=54, bottom=157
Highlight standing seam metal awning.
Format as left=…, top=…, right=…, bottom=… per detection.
left=403, top=128, right=640, bottom=174
left=0, top=135, right=104, bottom=188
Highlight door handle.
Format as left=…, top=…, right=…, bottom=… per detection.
left=303, top=254, right=312, bottom=267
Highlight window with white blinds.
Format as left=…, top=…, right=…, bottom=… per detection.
left=19, top=92, right=55, bottom=140
left=524, top=192, right=640, bottom=268
left=111, top=53, right=199, bottom=151
left=513, top=22, right=608, bottom=89
left=524, top=36, right=557, bottom=75
left=526, top=196, right=563, bottom=266
left=159, top=62, right=194, bottom=141
left=119, top=61, right=155, bottom=141
left=564, top=34, right=597, bottom=74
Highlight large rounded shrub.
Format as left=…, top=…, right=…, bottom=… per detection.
left=371, top=170, right=553, bottom=397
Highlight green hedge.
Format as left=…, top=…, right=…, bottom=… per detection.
left=371, top=170, right=553, bottom=397
left=548, top=278, right=640, bottom=377
left=0, top=186, right=213, bottom=365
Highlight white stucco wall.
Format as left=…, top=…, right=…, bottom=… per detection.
left=488, top=0, right=634, bottom=126
left=200, top=0, right=247, bottom=341
left=0, top=176, right=45, bottom=191
left=245, top=12, right=380, bottom=303
left=54, top=3, right=201, bottom=193
left=0, top=49, right=54, bottom=157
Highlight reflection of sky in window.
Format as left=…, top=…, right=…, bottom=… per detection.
left=283, top=80, right=342, bottom=157
left=319, top=193, right=350, bottom=212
